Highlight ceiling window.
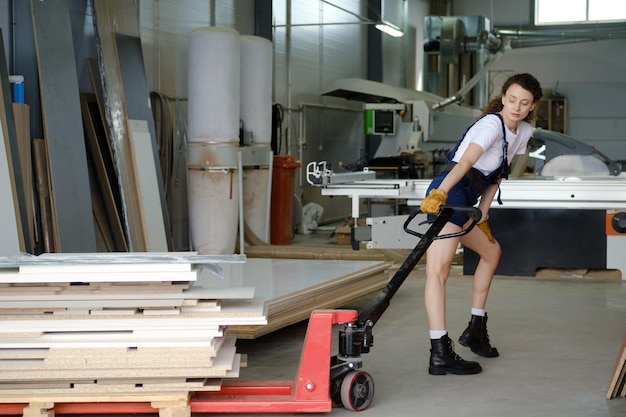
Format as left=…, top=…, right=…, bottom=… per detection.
left=535, top=0, right=626, bottom=25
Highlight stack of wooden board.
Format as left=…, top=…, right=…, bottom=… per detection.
left=0, top=252, right=264, bottom=407
left=607, top=335, right=626, bottom=399
left=198, top=258, right=392, bottom=339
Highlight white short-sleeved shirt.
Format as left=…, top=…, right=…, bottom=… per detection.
left=450, top=114, right=534, bottom=177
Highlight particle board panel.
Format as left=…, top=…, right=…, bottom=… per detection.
left=0, top=346, right=223, bottom=361
left=0, top=298, right=187, bottom=310
left=0, top=346, right=223, bottom=370
left=0, top=391, right=189, bottom=404
left=0, top=340, right=239, bottom=380
left=0, top=285, right=252, bottom=302
left=127, top=119, right=169, bottom=252
left=91, top=0, right=146, bottom=251
left=30, top=0, right=97, bottom=253
left=0, top=297, right=266, bottom=325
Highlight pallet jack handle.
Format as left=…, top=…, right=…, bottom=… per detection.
left=329, top=206, right=481, bottom=410
left=357, top=205, right=481, bottom=332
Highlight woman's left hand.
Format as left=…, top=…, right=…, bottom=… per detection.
left=477, top=221, right=496, bottom=244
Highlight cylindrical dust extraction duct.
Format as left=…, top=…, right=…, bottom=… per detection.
left=187, top=26, right=241, bottom=254
left=240, top=35, right=273, bottom=244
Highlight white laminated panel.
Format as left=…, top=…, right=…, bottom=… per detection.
left=0, top=108, right=20, bottom=256
left=0, top=269, right=199, bottom=284
left=127, top=119, right=169, bottom=252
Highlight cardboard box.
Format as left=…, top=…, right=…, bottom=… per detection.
left=334, top=219, right=366, bottom=245
left=335, top=225, right=352, bottom=245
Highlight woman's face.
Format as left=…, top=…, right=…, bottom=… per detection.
left=501, top=83, right=536, bottom=123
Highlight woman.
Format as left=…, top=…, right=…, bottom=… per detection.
left=420, top=73, right=543, bottom=375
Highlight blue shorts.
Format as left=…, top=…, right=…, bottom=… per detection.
left=425, top=172, right=481, bottom=227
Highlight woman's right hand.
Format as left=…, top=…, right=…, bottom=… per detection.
left=420, top=189, right=448, bottom=214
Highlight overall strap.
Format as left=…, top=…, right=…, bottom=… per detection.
left=493, top=113, right=509, bottom=180
left=492, top=113, right=508, bottom=205
left=444, top=113, right=509, bottom=203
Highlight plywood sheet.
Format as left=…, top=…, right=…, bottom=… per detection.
left=92, top=0, right=146, bottom=251
left=13, top=103, right=34, bottom=252
left=32, top=139, right=54, bottom=252
left=80, top=93, right=128, bottom=251
left=116, top=34, right=172, bottom=249
left=30, top=0, right=96, bottom=252
left=607, top=334, right=626, bottom=399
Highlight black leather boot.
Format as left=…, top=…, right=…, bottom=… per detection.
left=429, top=334, right=482, bottom=375
left=458, top=313, right=499, bottom=358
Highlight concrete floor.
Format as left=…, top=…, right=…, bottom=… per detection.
left=235, top=264, right=626, bottom=417
left=54, top=228, right=626, bottom=417
left=230, top=228, right=626, bottom=417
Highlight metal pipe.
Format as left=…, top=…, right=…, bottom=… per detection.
left=507, top=37, right=602, bottom=49
left=265, top=150, right=274, bottom=243
left=238, top=151, right=244, bottom=255
left=496, top=28, right=626, bottom=40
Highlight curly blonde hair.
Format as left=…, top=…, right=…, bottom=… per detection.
left=480, top=73, right=543, bottom=123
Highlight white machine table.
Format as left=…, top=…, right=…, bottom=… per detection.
left=321, top=177, right=626, bottom=279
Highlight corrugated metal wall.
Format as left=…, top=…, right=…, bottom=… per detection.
left=136, top=0, right=414, bottom=221
left=139, top=0, right=238, bottom=98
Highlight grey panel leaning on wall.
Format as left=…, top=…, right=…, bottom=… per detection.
left=30, top=0, right=97, bottom=253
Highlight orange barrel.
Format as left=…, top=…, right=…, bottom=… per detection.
left=270, top=155, right=301, bottom=244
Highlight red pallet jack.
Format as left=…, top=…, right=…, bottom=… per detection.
left=0, top=206, right=479, bottom=415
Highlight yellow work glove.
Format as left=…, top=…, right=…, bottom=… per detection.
left=477, top=221, right=495, bottom=244
left=420, top=189, right=448, bottom=214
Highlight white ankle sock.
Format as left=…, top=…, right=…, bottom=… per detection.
left=430, top=330, right=447, bottom=339
left=471, top=308, right=486, bottom=317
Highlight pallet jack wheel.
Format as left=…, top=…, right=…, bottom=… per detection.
left=330, top=376, right=343, bottom=408
left=340, top=370, right=375, bottom=411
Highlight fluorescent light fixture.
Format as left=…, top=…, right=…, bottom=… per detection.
left=375, top=21, right=404, bottom=37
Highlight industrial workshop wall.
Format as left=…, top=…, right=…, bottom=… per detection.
left=271, top=0, right=423, bottom=222
left=454, top=0, right=626, bottom=163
